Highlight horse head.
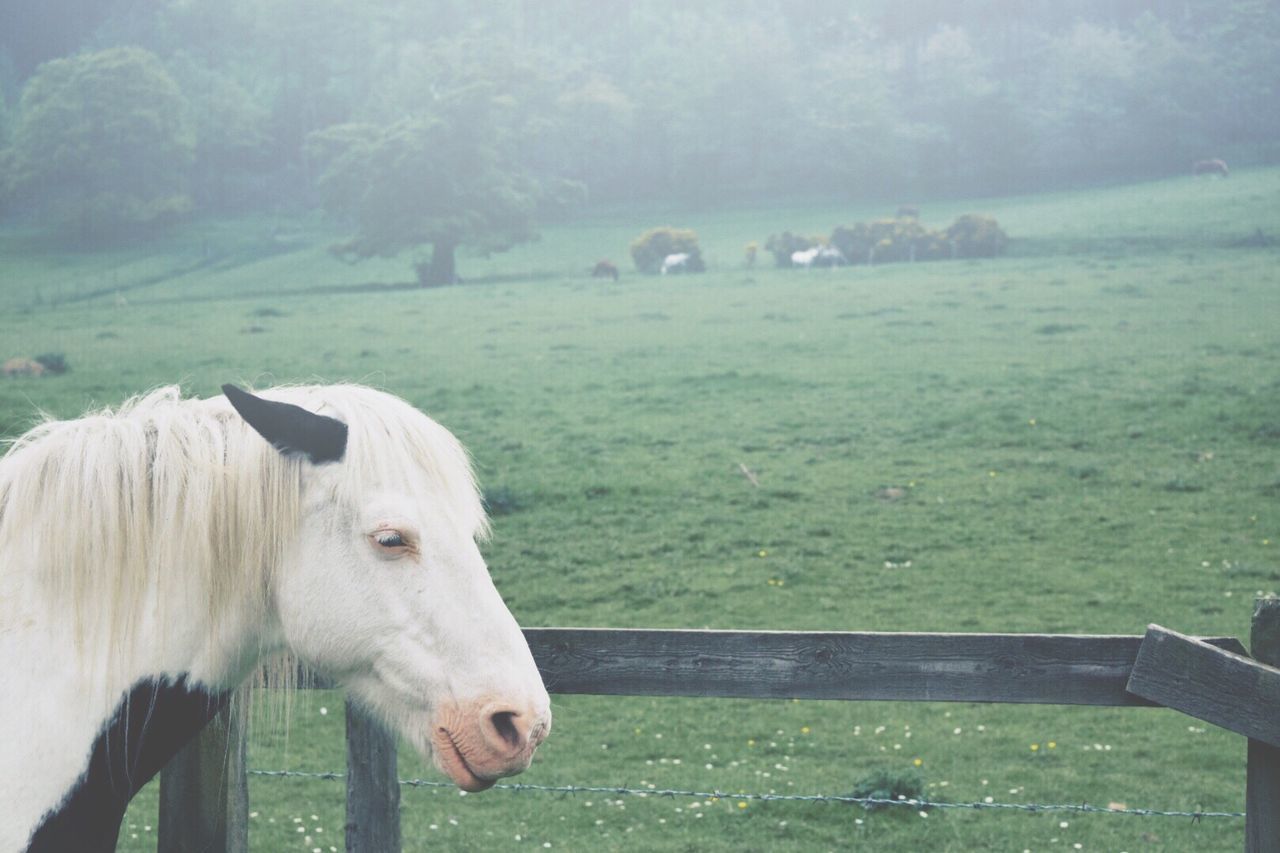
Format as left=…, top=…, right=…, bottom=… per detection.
left=225, top=385, right=550, bottom=791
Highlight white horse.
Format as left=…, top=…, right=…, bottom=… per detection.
left=0, top=384, right=551, bottom=852
left=790, top=247, right=820, bottom=268
left=791, top=246, right=846, bottom=269
left=660, top=252, right=690, bottom=274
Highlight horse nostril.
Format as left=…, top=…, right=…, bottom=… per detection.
left=490, top=710, right=522, bottom=750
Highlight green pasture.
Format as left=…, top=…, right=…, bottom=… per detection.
left=2, top=170, right=1279, bottom=851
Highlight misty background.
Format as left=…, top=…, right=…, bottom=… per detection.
left=0, top=1, right=1276, bottom=261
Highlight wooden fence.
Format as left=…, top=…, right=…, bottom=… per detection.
left=158, top=599, right=1280, bottom=852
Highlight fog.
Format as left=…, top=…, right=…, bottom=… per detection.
left=1, top=1, right=1276, bottom=258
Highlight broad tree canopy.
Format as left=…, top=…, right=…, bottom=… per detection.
left=3, top=46, right=193, bottom=242
left=307, top=36, right=580, bottom=286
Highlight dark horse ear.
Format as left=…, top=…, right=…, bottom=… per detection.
left=222, top=384, right=347, bottom=464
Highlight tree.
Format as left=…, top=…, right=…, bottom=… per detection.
left=167, top=56, right=275, bottom=211
left=4, top=46, right=193, bottom=242
left=307, top=35, right=580, bottom=286
left=1033, top=23, right=1137, bottom=178
left=905, top=24, right=1031, bottom=193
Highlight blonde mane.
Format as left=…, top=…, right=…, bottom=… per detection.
left=0, top=384, right=486, bottom=685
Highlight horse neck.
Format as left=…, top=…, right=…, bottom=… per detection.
left=0, top=567, right=282, bottom=852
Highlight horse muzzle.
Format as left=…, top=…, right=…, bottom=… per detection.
left=430, top=699, right=551, bottom=791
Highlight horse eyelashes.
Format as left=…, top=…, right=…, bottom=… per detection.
left=374, top=531, right=405, bottom=548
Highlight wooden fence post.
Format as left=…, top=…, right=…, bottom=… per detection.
left=1248, top=598, right=1280, bottom=852
left=344, top=698, right=401, bottom=853
left=157, top=702, right=248, bottom=853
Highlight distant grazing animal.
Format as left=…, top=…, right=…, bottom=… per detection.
left=896, top=205, right=920, bottom=219
left=791, top=246, right=847, bottom=269
left=791, top=247, right=820, bottom=268
left=2, top=357, right=45, bottom=378
left=3, top=384, right=551, bottom=851
left=661, top=252, right=691, bottom=274
left=591, top=260, right=620, bottom=281
left=1192, top=159, right=1229, bottom=178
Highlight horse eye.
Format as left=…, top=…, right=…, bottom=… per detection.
left=373, top=530, right=405, bottom=549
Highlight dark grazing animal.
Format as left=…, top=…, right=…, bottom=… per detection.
left=591, top=260, right=620, bottom=281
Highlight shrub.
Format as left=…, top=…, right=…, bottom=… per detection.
left=846, top=768, right=927, bottom=811
left=764, top=232, right=822, bottom=267
left=946, top=214, right=1008, bottom=258
left=629, top=227, right=704, bottom=274
left=829, top=219, right=948, bottom=264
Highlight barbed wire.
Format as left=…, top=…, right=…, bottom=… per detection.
left=247, top=769, right=1243, bottom=820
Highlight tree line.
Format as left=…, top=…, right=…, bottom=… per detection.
left=0, top=0, right=1275, bottom=280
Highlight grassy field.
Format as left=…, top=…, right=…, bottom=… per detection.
left=2, top=170, right=1279, bottom=851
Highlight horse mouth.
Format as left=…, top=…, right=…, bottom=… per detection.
left=432, top=728, right=496, bottom=792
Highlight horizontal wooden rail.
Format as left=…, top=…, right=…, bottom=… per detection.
left=1128, top=625, right=1280, bottom=747
left=167, top=618, right=1271, bottom=853
left=521, top=628, right=1246, bottom=706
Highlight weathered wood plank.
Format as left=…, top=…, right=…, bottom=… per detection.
left=344, top=698, right=401, bottom=853
left=523, top=628, right=1245, bottom=706
left=157, top=702, right=248, bottom=853
left=1248, top=598, right=1280, bottom=853
left=1126, top=624, right=1280, bottom=747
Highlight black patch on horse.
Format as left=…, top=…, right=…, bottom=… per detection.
left=26, top=677, right=227, bottom=853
